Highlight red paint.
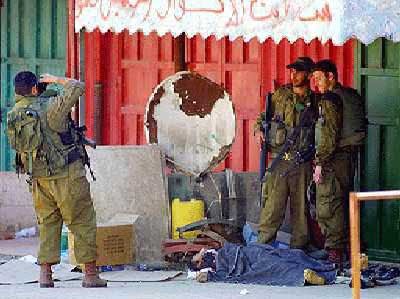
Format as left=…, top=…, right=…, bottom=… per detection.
left=84, top=32, right=354, bottom=172
left=84, top=31, right=96, bottom=139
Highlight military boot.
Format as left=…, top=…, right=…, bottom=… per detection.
left=82, top=261, right=107, bottom=288
left=39, top=263, right=54, bottom=288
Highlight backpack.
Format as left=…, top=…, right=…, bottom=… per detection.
left=334, top=86, right=366, bottom=147
left=7, top=101, right=45, bottom=155
left=6, top=97, right=50, bottom=176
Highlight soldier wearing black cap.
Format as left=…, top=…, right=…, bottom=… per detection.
left=312, top=59, right=365, bottom=267
left=257, top=57, right=316, bottom=249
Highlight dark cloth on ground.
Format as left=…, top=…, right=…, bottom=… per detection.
left=209, top=242, right=337, bottom=286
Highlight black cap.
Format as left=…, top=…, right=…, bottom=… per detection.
left=312, top=59, right=337, bottom=74
left=14, top=71, right=38, bottom=89
left=286, top=57, right=314, bottom=72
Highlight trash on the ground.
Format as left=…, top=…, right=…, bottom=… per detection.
left=0, top=232, right=15, bottom=240
left=240, top=289, right=250, bottom=295
left=15, top=227, right=36, bottom=239
left=0, top=259, right=38, bottom=284
left=133, top=262, right=170, bottom=272
left=187, top=270, right=197, bottom=280
left=100, top=265, right=125, bottom=272
left=53, top=263, right=83, bottom=281
left=0, top=258, right=83, bottom=284
left=18, top=255, right=37, bottom=263
left=335, top=275, right=352, bottom=284
left=99, top=270, right=182, bottom=282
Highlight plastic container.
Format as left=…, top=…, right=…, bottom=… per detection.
left=61, top=225, right=69, bottom=251
left=171, top=198, right=204, bottom=239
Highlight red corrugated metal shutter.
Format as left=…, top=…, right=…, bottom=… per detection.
left=84, top=33, right=354, bottom=172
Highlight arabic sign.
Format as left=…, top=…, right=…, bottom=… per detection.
left=75, top=0, right=400, bottom=45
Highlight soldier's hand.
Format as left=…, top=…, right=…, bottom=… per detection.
left=255, top=131, right=265, bottom=144
left=39, top=74, right=58, bottom=84
left=313, top=165, right=323, bottom=184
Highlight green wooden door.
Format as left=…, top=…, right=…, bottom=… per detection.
left=355, top=39, right=400, bottom=262
left=0, top=0, right=67, bottom=171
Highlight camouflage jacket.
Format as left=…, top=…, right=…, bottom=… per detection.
left=270, top=84, right=313, bottom=127
left=11, top=80, right=85, bottom=178
left=315, top=92, right=343, bottom=165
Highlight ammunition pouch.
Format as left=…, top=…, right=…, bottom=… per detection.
left=269, top=120, right=287, bottom=147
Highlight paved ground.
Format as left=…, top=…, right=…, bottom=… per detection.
left=0, top=277, right=399, bottom=299
left=1, top=238, right=399, bottom=299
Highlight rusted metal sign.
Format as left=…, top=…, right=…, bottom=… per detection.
left=145, top=72, right=236, bottom=176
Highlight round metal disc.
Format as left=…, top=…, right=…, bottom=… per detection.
left=145, top=71, right=236, bottom=176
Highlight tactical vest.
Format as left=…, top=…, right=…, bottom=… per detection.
left=333, top=84, right=366, bottom=147
left=7, top=95, right=83, bottom=178
left=268, top=85, right=316, bottom=156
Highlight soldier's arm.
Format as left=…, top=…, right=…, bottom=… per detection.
left=40, top=74, right=85, bottom=132
left=271, top=88, right=284, bottom=117
left=254, top=90, right=279, bottom=132
left=315, top=100, right=340, bottom=165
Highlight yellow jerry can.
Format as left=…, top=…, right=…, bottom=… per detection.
left=171, top=198, right=205, bottom=239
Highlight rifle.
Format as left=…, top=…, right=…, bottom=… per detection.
left=73, top=123, right=97, bottom=181
left=259, top=93, right=273, bottom=181
left=267, top=102, right=316, bottom=177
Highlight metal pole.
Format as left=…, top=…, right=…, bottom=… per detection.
left=350, top=192, right=361, bottom=299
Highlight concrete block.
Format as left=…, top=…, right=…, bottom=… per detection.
left=87, top=145, right=169, bottom=262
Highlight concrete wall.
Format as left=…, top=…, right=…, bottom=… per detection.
left=87, top=145, right=170, bottom=262
left=0, top=173, right=36, bottom=232
left=0, top=146, right=170, bottom=263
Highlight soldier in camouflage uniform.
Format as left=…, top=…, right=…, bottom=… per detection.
left=312, top=60, right=365, bottom=266
left=7, top=71, right=106, bottom=288
left=258, top=57, right=316, bottom=249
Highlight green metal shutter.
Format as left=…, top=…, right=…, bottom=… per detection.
left=0, top=0, right=67, bottom=171
left=355, top=39, right=400, bottom=262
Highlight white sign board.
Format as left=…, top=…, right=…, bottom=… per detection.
left=75, top=0, right=400, bottom=45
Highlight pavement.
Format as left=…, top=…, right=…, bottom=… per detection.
left=0, top=278, right=399, bottom=299
left=0, top=238, right=399, bottom=299
left=0, top=237, right=38, bottom=257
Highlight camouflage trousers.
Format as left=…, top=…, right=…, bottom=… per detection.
left=32, top=161, right=97, bottom=265
left=316, top=153, right=352, bottom=249
left=258, top=160, right=312, bottom=248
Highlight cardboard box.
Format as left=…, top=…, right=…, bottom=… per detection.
left=68, top=224, right=135, bottom=266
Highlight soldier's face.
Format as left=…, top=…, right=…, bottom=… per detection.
left=290, top=69, right=309, bottom=87
left=313, top=71, right=330, bottom=93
